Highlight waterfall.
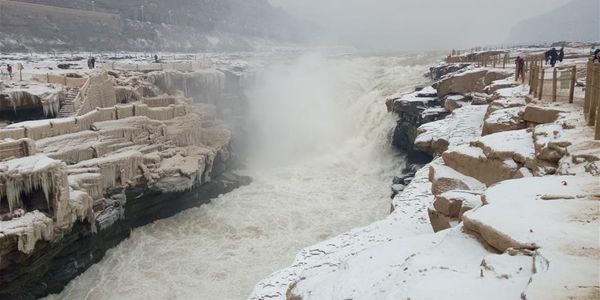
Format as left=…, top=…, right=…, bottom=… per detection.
left=46, top=51, right=439, bottom=300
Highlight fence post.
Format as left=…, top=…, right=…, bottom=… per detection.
left=552, top=68, right=557, bottom=102
left=493, top=55, right=496, bottom=68
left=531, top=66, right=540, bottom=98
left=538, top=68, right=545, bottom=100
left=503, top=54, right=506, bottom=69
left=589, top=63, right=598, bottom=126
left=595, top=63, right=600, bottom=139
left=596, top=67, right=600, bottom=139
left=46, top=73, right=50, bottom=83
left=569, top=66, right=576, bottom=103
left=584, top=59, right=593, bottom=114
left=529, top=63, right=533, bottom=94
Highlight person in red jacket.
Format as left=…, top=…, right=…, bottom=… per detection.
left=446, top=55, right=452, bottom=63
left=515, top=56, right=525, bottom=81
left=6, top=64, right=12, bottom=79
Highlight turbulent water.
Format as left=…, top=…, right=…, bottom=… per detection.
left=47, top=51, right=438, bottom=300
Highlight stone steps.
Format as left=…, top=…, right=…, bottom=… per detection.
left=57, top=88, right=80, bottom=118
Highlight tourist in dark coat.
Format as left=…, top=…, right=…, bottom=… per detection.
left=594, top=49, right=600, bottom=63
left=544, top=51, right=551, bottom=65
left=558, top=48, right=564, bottom=63
left=549, top=48, right=558, bottom=67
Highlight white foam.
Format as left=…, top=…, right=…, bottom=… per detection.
left=46, top=52, right=439, bottom=300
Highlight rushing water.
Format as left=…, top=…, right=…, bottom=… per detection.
left=47, top=51, right=438, bottom=300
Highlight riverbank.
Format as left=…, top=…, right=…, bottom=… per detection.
left=40, top=52, right=441, bottom=300
left=0, top=58, right=252, bottom=299
left=249, top=49, right=599, bottom=300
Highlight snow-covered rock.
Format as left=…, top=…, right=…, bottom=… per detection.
left=437, top=69, right=488, bottom=97
left=463, top=176, right=599, bottom=300
left=482, top=106, right=526, bottom=135
left=442, top=145, right=520, bottom=186
left=428, top=158, right=486, bottom=195
left=415, top=104, right=486, bottom=155
left=523, top=106, right=566, bottom=124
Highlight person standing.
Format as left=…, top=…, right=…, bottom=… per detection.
left=91, top=57, right=96, bottom=69
left=6, top=64, right=12, bottom=79
left=558, top=48, right=564, bottom=63
left=549, top=48, right=558, bottom=67
left=594, top=49, right=600, bottom=63
left=154, top=54, right=159, bottom=63
left=515, top=56, right=525, bottom=81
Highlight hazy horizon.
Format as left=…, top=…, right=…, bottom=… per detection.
left=269, top=0, right=578, bottom=50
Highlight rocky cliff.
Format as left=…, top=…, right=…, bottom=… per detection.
left=0, top=63, right=252, bottom=299
left=0, top=0, right=308, bottom=52
left=249, top=53, right=599, bottom=300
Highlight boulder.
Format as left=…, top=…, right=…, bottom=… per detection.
left=414, top=105, right=487, bottom=156
left=484, top=97, right=527, bottom=119
left=483, top=69, right=513, bottom=85
left=436, top=69, right=488, bottom=97
left=442, top=178, right=600, bottom=300
left=458, top=193, right=483, bottom=221
left=466, top=91, right=494, bottom=105
left=481, top=176, right=600, bottom=206
left=443, top=95, right=468, bottom=112
left=482, top=107, right=526, bottom=135
left=462, top=176, right=599, bottom=300
left=484, top=81, right=518, bottom=94
left=427, top=205, right=455, bottom=232
left=433, top=190, right=481, bottom=218
left=557, top=139, right=600, bottom=176
left=523, top=106, right=565, bottom=124
left=428, top=159, right=486, bottom=195
left=416, top=86, right=438, bottom=97
left=389, top=91, right=449, bottom=160
left=524, top=158, right=558, bottom=176
left=428, top=63, right=472, bottom=80
left=514, top=167, right=533, bottom=179
left=470, top=129, right=535, bottom=166
left=442, top=145, right=520, bottom=186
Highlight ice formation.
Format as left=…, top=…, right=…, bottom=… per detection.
left=0, top=154, right=66, bottom=213
left=0, top=63, right=234, bottom=264
left=6, top=90, right=63, bottom=117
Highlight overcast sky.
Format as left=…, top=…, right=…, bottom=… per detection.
left=269, top=0, right=575, bottom=50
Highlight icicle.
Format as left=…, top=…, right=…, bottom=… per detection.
left=0, top=155, right=67, bottom=215
left=115, top=87, right=141, bottom=104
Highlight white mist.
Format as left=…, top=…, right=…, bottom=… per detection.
left=47, top=51, right=437, bottom=300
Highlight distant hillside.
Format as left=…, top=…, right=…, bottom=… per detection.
left=509, top=0, right=599, bottom=44
left=0, top=0, right=309, bottom=52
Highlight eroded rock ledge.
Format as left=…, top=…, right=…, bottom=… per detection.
left=0, top=67, right=251, bottom=299
left=249, top=57, right=599, bottom=300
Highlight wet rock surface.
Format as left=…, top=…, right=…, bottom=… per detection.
left=0, top=160, right=250, bottom=300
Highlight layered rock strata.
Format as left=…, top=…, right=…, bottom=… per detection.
left=0, top=66, right=249, bottom=299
